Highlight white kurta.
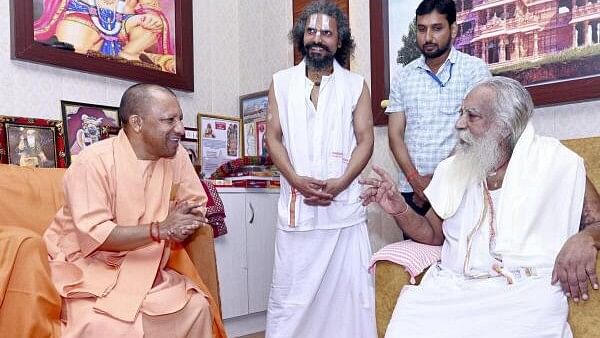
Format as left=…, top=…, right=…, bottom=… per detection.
left=272, top=60, right=366, bottom=230
left=384, top=124, right=585, bottom=338
left=266, top=61, right=376, bottom=338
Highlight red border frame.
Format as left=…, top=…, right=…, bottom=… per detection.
left=369, top=0, right=600, bottom=126
left=0, top=116, right=67, bottom=168
left=60, top=100, right=120, bottom=166
left=10, top=0, right=195, bottom=91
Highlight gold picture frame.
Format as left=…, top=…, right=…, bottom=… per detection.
left=197, top=114, right=241, bottom=178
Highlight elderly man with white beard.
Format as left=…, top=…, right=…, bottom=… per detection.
left=361, top=76, right=600, bottom=338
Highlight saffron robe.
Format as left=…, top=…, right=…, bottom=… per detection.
left=43, top=130, right=226, bottom=338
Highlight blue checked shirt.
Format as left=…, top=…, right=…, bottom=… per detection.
left=386, top=47, right=491, bottom=192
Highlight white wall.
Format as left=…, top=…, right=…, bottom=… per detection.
left=0, top=1, right=292, bottom=127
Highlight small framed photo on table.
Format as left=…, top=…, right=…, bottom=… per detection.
left=61, top=100, right=120, bottom=165
left=197, top=114, right=241, bottom=178
left=240, top=90, right=268, bottom=156
left=181, top=127, right=199, bottom=164
left=0, top=116, right=67, bottom=168
left=256, top=120, right=268, bottom=158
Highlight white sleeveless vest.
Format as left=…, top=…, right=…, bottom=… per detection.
left=273, top=60, right=366, bottom=230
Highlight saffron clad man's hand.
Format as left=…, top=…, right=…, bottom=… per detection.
left=161, top=201, right=207, bottom=242
left=552, top=232, right=599, bottom=302
left=359, top=165, right=408, bottom=215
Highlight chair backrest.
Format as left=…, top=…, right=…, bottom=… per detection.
left=562, top=137, right=600, bottom=190
left=0, top=165, right=65, bottom=235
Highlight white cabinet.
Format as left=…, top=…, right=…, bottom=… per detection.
left=214, top=189, right=279, bottom=320
left=245, top=193, right=279, bottom=313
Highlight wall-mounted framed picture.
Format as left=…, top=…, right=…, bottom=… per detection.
left=197, top=114, right=241, bottom=178
left=61, top=100, right=120, bottom=165
left=369, top=0, right=600, bottom=125
left=240, top=90, right=268, bottom=157
left=11, top=0, right=194, bottom=91
left=240, top=90, right=268, bottom=122
left=0, top=116, right=67, bottom=168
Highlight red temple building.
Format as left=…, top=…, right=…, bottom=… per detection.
left=455, top=0, right=600, bottom=68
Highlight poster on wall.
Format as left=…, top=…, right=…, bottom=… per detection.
left=61, top=101, right=120, bottom=165
left=11, top=0, right=194, bottom=90
left=387, top=0, right=600, bottom=88
left=197, top=114, right=241, bottom=178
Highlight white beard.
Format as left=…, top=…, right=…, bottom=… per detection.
left=453, top=129, right=504, bottom=184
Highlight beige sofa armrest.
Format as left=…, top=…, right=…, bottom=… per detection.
left=375, top=261, right=429, bottom=338
left=568, top=258, right=600, bottom=337
left=184, top=226, right=221, bottom=310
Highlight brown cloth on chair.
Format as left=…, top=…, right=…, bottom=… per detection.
left=201, top=180, right=228, bottom=238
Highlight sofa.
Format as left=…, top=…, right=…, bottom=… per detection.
left=0, top=164, right=222, bottom=337
left=375, top=136, right=600, bottom=338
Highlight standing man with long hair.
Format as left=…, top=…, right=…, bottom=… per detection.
left=264, top=1, right=376, bottom=337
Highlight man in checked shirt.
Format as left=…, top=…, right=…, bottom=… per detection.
left=387, top=0, right=491, bottom=219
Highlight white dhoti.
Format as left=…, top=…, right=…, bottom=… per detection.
left=385, top=264, right=571, bottom=338
left=389, top=124, right=586, bottom=338
left=266, top=222, right=377, bottom=338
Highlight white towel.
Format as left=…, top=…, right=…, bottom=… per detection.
left=425, top=123, right=586, bottom=268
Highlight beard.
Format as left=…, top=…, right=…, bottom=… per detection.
left=303, top=43, right=334, bottom=70
left=453, top=129, right=505, bottom=183
left=418, top=38, right=452, bottom=59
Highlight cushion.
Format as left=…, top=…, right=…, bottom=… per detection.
left=370, top=240, right=441, bottom=284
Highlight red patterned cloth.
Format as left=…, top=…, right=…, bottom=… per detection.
left=201, top=180, right=227, bottom=238
left=210, top=156, right=273, bottom=179
left=369, top=240, right=441, bottom=284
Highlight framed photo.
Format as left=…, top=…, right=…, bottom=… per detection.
left=369, top=0, right=600, bottom=125
left=240, top=91, right=268, bottom=122
left=240, top=91, right=268, bottom=157
left=198, top=114, right=241, bottom=178
left=0, top=116, right=66, bottom=168
left=181, top=127, right=198, bottom=164
left=243, top=121, right=259, bottom=156
left=61, top=100, right=120, bottom=165
left=11, top=0, right=194, bottom=91
left=256, top=120, right=268, bottom=158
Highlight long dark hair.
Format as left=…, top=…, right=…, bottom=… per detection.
left=289, top=1, right=355, bottom=66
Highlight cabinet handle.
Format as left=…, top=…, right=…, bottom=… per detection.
left=248, top=202, right=255, bottom=224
